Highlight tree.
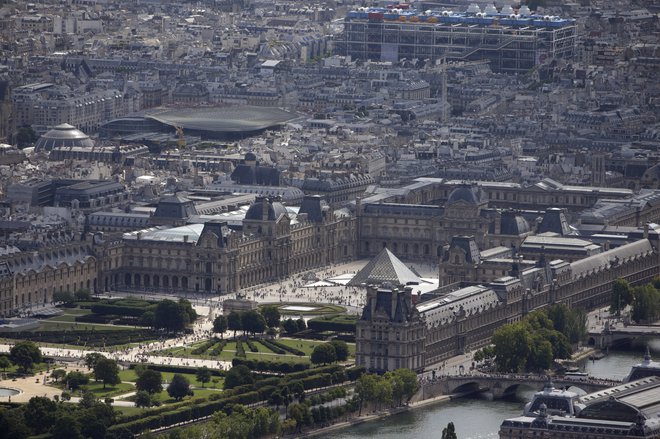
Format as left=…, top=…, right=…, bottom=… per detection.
left=51, top=415, right=83, bottom=439
left=227, top=312, right=242, bottom=337
left=442, top=422, right=458, bottom=439
left=196, top=366, right=212, bottom=388
left=330, top=340, right=349, bottom=361
left=296, top=318, right=307, bottom=332
left=492, top=322, right=532, bottom=372
left=136, top=369, right=163, bottom=394
left=50, top=369, right=66, bottom=383
left=94, top=358, right=120, bottom=389
left=179, top=298, right=198, bottom=323
left=289, top=403, right=312, bottom=433
left=154, top=300, right=189, bottom=333
left=260, top=306, right=281, bottom=328
left=24, top=396, right=57, bottom=433
left=290, top=381, right=305, bottom=402
left=133, top=363, right=148, bottom=378
left=311, top=343, right=336, bottom=365
left=84, top=353, right=106, bottom=370
left=74, top=289, right=92, bottom=301
left=631, top=284, right=660, bottom=323
left=79, top=390, right=98, bottom=408
left=65, top=371, right=89, bottom=390
left=15, top=126, right=38, bottom=148
left=134, top=390, right=152, bottom=408
left=242, top=310, right=266, bottom=336
left=139, top=311, right=155, bottom=328
left=377, top=377, right=394, bottom=409
left=9, top=341, right=42, bottom=373
left=224, top=364, right=254, bottom=389
left=393, top=368, right=418, bottom=404
left=611, top=278, right=633, bottom=316
left=167, top=374, right=191, bottom=401
left=0, top=355, right=10, bottom=372
left=282, top=318, right=298, bottom=334
left=213, top=315, right=228, bottom=336
left=356, top=373, right=379, bottom=415
left=52, top=291, right=75, bottom=305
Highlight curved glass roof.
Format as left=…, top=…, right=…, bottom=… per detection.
left=35, top=124, right=95, bottom=151
left=123, top=224, right=205, bottom=243
left=146, top=106, right=299, bottom=133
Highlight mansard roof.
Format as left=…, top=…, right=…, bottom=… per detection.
left=417, top=285, right=500, bottom=326
left=570, top=239, right=654, bottom=279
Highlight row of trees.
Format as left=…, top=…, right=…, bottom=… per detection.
left=52, top=289, right=92, bottom=306
left=355, top=368, right=419, bottom=415
left=1, top=393, right=116, bottom=439
left=145, top=299, right=198, bottom=333
left=477, top=303, right=587, bottom=373
left=213, top=306, right=281, bottom=337
left=611, top=278, right=660, bottom=323
left=310, top=340, right=349, bottom=365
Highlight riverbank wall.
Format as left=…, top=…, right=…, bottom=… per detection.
left=298, top=393, right=454, bottom=438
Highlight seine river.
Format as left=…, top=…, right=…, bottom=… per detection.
left=326, top=341, right=659, bottom=439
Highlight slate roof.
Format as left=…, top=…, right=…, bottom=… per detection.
left=153, top=195, right=198, bottom=219
left=500, top=211, right=531, bottom=235
left=538, top=208, right=574, bottom=235
left=348, top=247, right=422, bottom=286
left=570, top=239, right=653, bottom=279
left=230, top=164, right=280, bottom=186
left=443, top=236, right=481, bottom=263
left=360, top=289, right=415, bottom=323
left=418, top=285, right=501, bottom=326
left=298, top=195, right=328, bottom=223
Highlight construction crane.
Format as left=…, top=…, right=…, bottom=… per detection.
left=175, top=126, right=186, bottom=149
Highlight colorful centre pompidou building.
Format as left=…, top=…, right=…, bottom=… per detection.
left=337, top=3, right=577, bottom=74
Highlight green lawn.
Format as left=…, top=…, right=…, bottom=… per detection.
left=119, top=387, right=222, bottom=406
left=48, top=381, right=135, bottom=398
left=46, top=315, right=78, bottom=323
left=114, top=406, right=145, bottom=417
left=118, top=370, right=224, bottom=389
left=0, top=360, right=51, bottom=376
left=33, top=321, right=135, bottom=332
left=157, top=337, right=356, bottom=364
left=278, top=338, right=356, bottom=357
left=81, top=381, right=135, bottom=398
left=157, top=339, right=311, bottom=363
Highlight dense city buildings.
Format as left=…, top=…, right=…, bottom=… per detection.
left=0, top=0, right=658, bottom=433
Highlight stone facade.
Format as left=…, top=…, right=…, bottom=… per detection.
left=356, top=238, right=660, bottom=372
left=97, top=196, right=356, bottom=295
left=0, top=240, right=99, bottom=317
left=356, top=286, right=426, bottom=373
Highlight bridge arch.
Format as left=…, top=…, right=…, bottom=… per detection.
left=500, top=383, right=538, bottom=399
left=451, top=382, right=482, bottom=395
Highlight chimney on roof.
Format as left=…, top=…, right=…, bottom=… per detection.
left=391, top=287, right=399, bottom=319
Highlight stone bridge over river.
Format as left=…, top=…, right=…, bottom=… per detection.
left=413, top=374, right=619, bottom=401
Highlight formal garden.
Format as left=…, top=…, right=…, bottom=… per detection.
left=0, top=297, right=198, bottom=349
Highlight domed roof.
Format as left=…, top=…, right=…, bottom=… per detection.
left=35, top=123, right=95, bottom=151
left=642, top=164, right=660, bottom=184
left=447, top=185, right=486, bottom=206
left=500, top=212, right=530, bottom=235
left=244, top=196, right=288, bottom=221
